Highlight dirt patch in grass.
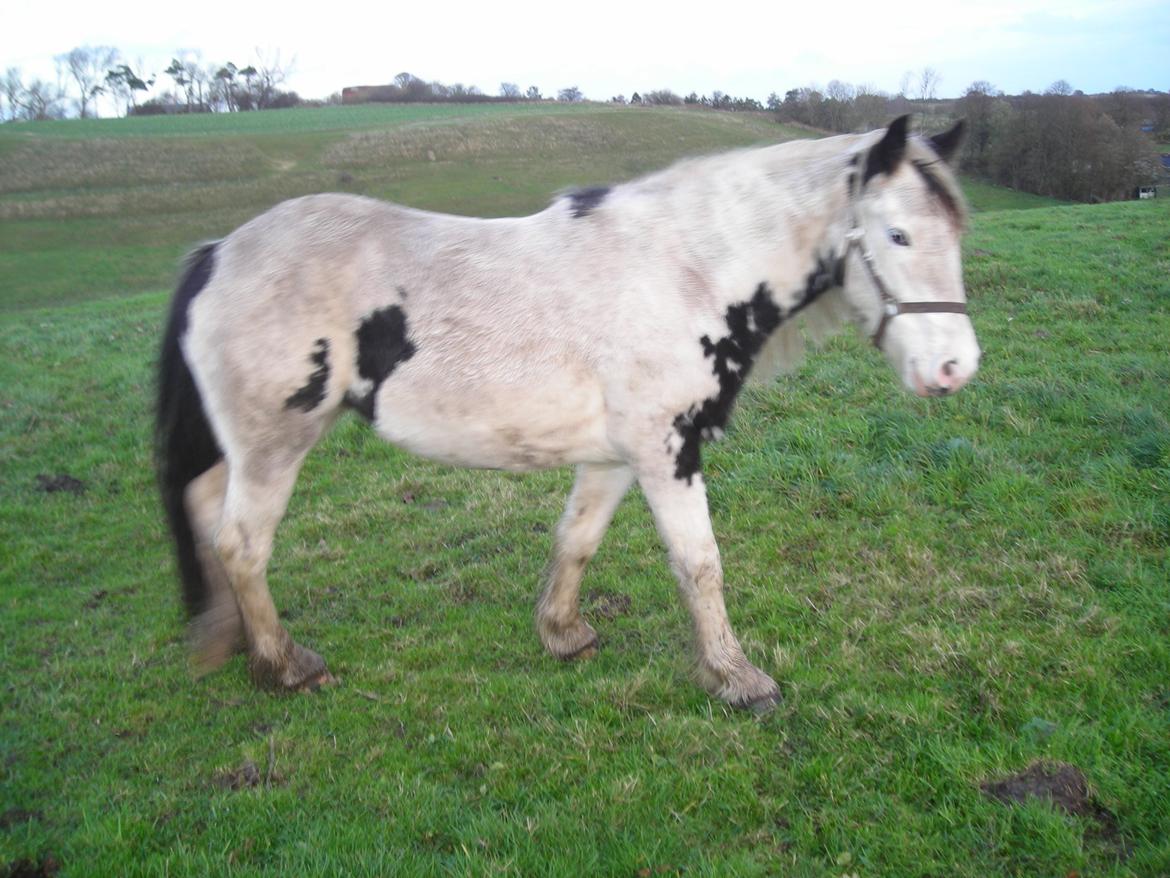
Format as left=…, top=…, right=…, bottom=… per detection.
left=0, top=809, right=40, bottom=830
left=981, top=761, right=1126, bottom=854
left=587, top=591, right=632, bottom=620
left=2, top=857, right=60, bottom=878
left=83, top=590, right=108, bottom=610
left=213, top=760, right=261, bottom=791
left=34, top=474, right=86, bottom=495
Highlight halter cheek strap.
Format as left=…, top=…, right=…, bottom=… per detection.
left=844, top=182, right=968, bottom=350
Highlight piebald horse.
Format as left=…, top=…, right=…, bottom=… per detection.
left=157, top=115, right=977, bottom=712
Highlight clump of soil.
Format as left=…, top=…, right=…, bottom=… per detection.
left=213, top=760, right=261, bottom=791
left=34, top=474, right=86, bottom=495
left=981, top=761, right=1124, bottom=852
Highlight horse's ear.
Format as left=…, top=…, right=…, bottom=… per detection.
left=863, top=115, right=911, bottom=184
left=930, top=119, right=966, bottom=163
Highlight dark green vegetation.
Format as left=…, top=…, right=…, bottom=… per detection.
left=2, top=104, right=1168, bottom=876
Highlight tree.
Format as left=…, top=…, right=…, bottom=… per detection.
left=917, top=67, right=941, bottom=102
left=557, top=86, right=583, bottom=102
left=499, top=82, right=521, bottom=99
left=164, top=58, right=192, bottom=110
left=57, top=46, right=119, bottom=118
left=644, top=89, right=681, bottom=105
left=1046, top=79, right=1073, bottom=96
left=3, top=68, right=23, bottom=121
left=251, top=50, right=293, bottom=109
left=105, top=64, right=152, bottom=116
left=214, top=63, right=239, bottom=112
left=852, top=84, right=890, bottom=130
left=20, top=78, right=66, bottom=120
left=956, top=81, right=1001, bottom=174
left=525, top=85, right=541, bottom=101
left=2, top=68, right=66, bottom=121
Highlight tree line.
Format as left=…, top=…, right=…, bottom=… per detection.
left=4, top=48, right=1165, bottom=204
left=775, top=77, right=1168, bottom=203
left=2, top=45, right=299, bottom=121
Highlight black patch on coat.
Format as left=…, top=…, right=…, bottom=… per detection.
left=671, top=284, right=783, bottom=484
left=346, top=305, right=416, bottom=421
left=670, top=258, right=845, bottom=484
left=568, top=187, right=610, bottom=218
left=284, top=338, right=331, bottom=412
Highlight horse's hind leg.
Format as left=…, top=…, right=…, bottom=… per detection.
left=185, top=460, right=244, bottom=674
left=537, top=463, right=634, bottom=659
left=215, top=449, right=333, bottom=690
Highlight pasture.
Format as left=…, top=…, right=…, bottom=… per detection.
left=2, top=103, right=1168, bottom=876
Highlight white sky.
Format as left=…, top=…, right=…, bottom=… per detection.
left=4, top=0, right=1167, bottom=110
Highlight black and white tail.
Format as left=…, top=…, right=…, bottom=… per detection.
left=155, top=242, right=223, bottom=616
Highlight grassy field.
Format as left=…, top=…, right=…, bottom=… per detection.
left=2, top=104, right=1168, bottom=876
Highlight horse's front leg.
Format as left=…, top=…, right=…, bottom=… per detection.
left=638, top=467, right=780, bottom=713
left=536, top=463, right=635, bottom=660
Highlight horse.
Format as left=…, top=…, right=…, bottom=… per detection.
left=156, top=115, right=978, bottom=713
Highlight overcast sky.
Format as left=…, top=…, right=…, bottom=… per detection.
left=4, top=0, right=1167, bottom=109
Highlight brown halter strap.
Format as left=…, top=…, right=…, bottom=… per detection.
left=843, top=176, right=968, bottom=350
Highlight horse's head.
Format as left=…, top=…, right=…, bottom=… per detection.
left=842, top=116, right=980, bottom=397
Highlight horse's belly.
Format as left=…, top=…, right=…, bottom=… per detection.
left=371, top=375, right=618, bottom=471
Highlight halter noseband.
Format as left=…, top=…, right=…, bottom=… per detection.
left=843, top=173, right=968, bottom=350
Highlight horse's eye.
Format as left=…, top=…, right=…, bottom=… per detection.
left=888, top=228, right=911, bottom=247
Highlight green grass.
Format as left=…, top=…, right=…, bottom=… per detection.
left=959, top=177, right=1067, bottom=212
left=0, top=104, right=803, bottom=312
left=2, top=105, right=1169, bottom=876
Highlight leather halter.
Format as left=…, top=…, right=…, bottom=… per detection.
left=843, top=176, right=968, bottom=350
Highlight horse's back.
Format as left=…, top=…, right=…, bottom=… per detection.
left=183, top=193, right=622, bottom=470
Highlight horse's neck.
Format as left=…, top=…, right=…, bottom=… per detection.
left=671, top=140, right=853, bottom=311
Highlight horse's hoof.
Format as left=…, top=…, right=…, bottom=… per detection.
left=732, top=688, right=781, bottom=715
left=561, top=634, right=600, bottom=661
left=296, top=669, right=337, bottom=693
left=540, top=618, right=601, bottom=661
left=249, top=642, right=331, bottom=692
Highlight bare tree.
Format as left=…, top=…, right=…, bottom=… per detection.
left=917, top=67, right=941, bottom=102
left=824, top=79, right=855, bottom=130
left=2, top=68, right=21, bottom=121
left=21, top=78, right=66, bottom=120
left=1046, top=79, right=1073, bottom=96
left=499, top=82, right=521, bottom=99
left=525, top=85, right=541, bottom=101
left=2, top=68, right=66, bottom=121
left=57, top=46, right=119, bottom=118
left=557, top=86, right=583, bottom=102
left=252, top=49, right=293, bottom=109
